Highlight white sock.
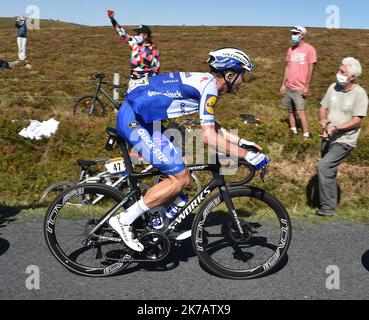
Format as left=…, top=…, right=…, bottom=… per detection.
left=118, top=198, right=150, bottom=225
left=291, top=127, right=297, bottom=134
left=303, top=132, right=310, bottom=137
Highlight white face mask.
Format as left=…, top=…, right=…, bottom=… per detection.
left=134, top=35, right=144, bottom=44
left=336, top=73, right=350, bottom=86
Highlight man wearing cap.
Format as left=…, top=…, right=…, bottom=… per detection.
left=16, top=16, right=28, bottom=62
left=280, top=26, right=317, bottom=139
left=107, top=10, right=160, bottom=90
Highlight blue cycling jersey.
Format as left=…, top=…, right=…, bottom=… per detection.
left=125, top=72, right=218, bottom=126
left=116, top=71, right=219, bottom=175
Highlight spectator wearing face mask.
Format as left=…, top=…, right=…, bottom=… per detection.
left=16, top=16, right=28, bottom=62
left=280, top=26, right=317, bottom=139
left=316, top=57, right=368, bottom=216
left=107, top=10, right=160, bottom=91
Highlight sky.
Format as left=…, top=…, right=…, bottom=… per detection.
left=3, top=0, right=369, bottom=29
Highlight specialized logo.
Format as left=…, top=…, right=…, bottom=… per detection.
left=128, top=121, right=139, bottom=128
left=205, top=96, right=217, bottom=115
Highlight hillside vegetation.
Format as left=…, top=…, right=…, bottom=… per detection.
left=0, top=19, right=368, bottom=221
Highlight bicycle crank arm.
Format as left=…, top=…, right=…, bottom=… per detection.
left=91, top=235, right=122, bottom=243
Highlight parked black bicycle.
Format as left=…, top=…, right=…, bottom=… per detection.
left=44, top=127, right=292, bottom=279
left=72, top=72, right=122, bottom=117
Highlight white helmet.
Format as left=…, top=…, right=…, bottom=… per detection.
left=208, top=47, right=254, bottom=73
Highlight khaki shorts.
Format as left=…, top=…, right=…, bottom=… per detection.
left=282, top=87, right=306, bottom=111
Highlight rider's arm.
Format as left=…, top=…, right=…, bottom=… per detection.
left=201, top=124, right=247, bottom=159
left=214, top=121, right=262, bottom=151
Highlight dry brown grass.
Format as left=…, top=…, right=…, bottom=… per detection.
left=0, top=19, right=368, bottom=220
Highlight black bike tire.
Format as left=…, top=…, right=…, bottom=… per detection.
left=39, top=180, right=76, bottom=204
left=72, top=95, right=106, bottom=117
left=44, top=183, right=131, bottom=277
left=192, top=186, right=292, bottom=280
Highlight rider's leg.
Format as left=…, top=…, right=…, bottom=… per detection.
left=111, top=103, right=188, bottom=251
left=143, top=169, right=191, bottom=208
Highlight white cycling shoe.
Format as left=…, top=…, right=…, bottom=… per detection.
left=109, top=216, right=144, bottom=252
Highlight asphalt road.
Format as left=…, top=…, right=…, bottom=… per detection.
left=0, top=213, right=368, bottom=301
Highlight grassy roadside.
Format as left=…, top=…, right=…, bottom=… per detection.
left=0, top=20, right=368, bottom=223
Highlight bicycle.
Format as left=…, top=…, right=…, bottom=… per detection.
left=44, top=127, right=292, bottom=279
left=72, top=72, right=123, bottom=117
left=40, top=152, right=203, bottom=205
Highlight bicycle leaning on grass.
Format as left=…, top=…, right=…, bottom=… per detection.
left=44, top=127, right=292, bottom=279
left=72, top=72, right=122, bottom=117
left=39, top=152, right=203, bottom=205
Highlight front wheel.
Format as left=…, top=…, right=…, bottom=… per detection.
left=72, top=95, right=106, bottom=117
left=192, top=186, right=292, bottom=279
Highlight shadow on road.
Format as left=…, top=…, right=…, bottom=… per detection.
left=361, top=250, right=369, bottom=272
left=199, top=253, right=289, bottom=279
left=0, top=238, right=10, bottom=256
left=123, top=238, right=196, bottom=274
left=0, top=203, right=43, bottom=257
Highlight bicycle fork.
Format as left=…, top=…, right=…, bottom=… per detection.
left=219, top=185, right=244, bottom=235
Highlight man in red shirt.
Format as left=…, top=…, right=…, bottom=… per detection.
left=280, top=26, right=317, bottom=139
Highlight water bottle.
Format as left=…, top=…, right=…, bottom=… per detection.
left=150, top=206, right=167, bottom=230
left=166, top=193, right=189, bottom=219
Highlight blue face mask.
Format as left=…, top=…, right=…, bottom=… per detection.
left=291, top=35, right=301, bottom=45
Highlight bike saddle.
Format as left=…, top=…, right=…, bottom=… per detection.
left=106, top=127, right=120, bottom=139
left=77, top=159, right=99, bottom=168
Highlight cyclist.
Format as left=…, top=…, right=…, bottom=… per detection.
left=109, top=47, right=270, bottom=252
left=107, top=10, right=160, bottom=90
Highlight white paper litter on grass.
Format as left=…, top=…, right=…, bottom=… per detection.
left=18, top=118, right=60, bottom=140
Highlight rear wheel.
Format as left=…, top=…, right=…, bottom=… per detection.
left=192, top=186, right=292, bottom=279
left=44, top=184, right=137, bottom=277
left=72, top=95, right=106, bottom=117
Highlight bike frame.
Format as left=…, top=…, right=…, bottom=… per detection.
left=88, top=134, right=246, bottom=238
left=89, top=79, right=120, bottom=115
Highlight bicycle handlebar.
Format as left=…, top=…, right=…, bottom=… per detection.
left=91, top=72, right=106, bottom=80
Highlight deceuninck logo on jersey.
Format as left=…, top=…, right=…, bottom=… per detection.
left=205, top=95, right=217, bottom=115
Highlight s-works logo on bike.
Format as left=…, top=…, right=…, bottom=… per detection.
left=168, top=186, right=212, bottom=232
